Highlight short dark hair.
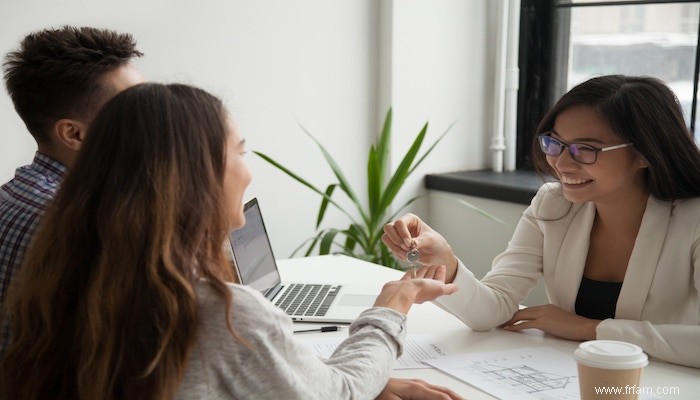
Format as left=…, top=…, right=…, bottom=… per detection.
left=3, top=26, right=143, bottom=144
left=531, top=75, right=700, bottom=201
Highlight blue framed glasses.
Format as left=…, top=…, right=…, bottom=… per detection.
left=538, top=134, right=633, bottom=165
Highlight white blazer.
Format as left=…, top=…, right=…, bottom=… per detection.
left=436, top=182, right=700, bottom=368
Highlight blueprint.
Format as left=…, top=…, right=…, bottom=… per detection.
left=424, top=346, right=580, bottom=400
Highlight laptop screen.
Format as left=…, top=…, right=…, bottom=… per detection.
left=228, top=198, right=282, bottom=295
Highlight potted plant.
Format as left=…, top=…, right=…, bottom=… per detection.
left=254, top=108, right=498, bottom=269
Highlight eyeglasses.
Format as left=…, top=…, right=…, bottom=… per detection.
left=537, top=134, right=633, bottom=165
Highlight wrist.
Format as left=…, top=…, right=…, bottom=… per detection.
left=588, top=319, right=601, bottom=340
left=374, top=281, right=418, bottom=314
left=443, top=253, right=458, bottom=283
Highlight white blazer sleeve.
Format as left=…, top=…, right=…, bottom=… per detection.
left=434, top=187, right=549, bottom=331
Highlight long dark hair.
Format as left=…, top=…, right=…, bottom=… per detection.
left=1, top=83, right=237, bottom=399
left=531, top=75, right=700, bottom=201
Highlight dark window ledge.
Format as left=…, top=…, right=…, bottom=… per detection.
left=424, top=169, right=545, bottom=205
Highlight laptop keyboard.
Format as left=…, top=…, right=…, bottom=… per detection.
left=275, top=284, right=342, bottom=317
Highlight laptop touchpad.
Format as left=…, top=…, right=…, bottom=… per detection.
left=338, top=294, right=377, bottom=307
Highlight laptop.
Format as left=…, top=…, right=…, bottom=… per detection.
left=229, top=198, right=379, bottom=323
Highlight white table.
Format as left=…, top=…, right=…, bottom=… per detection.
left=278, top=255, right=700, bottom=400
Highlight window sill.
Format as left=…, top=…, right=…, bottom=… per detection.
left=424, top=169, right=544, bottom=205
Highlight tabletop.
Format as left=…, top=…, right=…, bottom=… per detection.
left=278, top=254, right=700, bottom=400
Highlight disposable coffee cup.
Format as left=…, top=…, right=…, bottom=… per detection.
left=574, top=340, right=648, bottom=399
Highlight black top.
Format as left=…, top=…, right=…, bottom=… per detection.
left=575, top=276, right=623, bottom=320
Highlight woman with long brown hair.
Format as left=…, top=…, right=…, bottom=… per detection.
left=0, top=83, right=460, bottom=399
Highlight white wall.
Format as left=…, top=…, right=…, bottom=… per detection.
left=0, top=0, right=503, bottom=262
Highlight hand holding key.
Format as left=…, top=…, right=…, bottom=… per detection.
left=383, top=213, right=460, bottom=283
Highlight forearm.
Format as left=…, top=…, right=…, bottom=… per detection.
left=434, top=259, right=523, bottom=330
left=227, top=307, right=406, bottom=399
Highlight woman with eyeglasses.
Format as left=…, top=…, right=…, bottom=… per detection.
left=382, top=75, right=700, bottom=368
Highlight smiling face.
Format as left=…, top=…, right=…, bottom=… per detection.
left=547, top=106, right=648, bottom=206
left=222, top=117, right=252, bottom=230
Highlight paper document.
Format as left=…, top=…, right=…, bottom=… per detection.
left=425, top=346, right=661, bottom=400
left=297, top=333, right=452, bottom=369
left=425, top=347, right=580, bottom=400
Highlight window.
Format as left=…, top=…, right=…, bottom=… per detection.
left=517, top=0, right=700, bottom=169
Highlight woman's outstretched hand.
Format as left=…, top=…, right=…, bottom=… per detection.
left=382, top=213, right=459, bottom=282
left=373, top=276, right=459, bottom=315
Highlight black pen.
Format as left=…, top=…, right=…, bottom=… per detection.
left=293, top=325, right=342, bottom=334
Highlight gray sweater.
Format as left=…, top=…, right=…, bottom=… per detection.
left=176, top=281, right=406, bottom=399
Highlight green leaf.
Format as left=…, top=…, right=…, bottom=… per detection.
left=380, top=245, right=400, bottom=269
left=407, top=120, right=455, bottom=176
left=319, top=229, right=341, bottom=254
left=253, top=150, right=360, bottom=225
left=376, top=108, right=392, bottom=186
left=343, top=233, right=357, bottom=253
left=295, top=122, right=369, bottom=225
left=317, top=184, right=337, bottom=228
left=385, top=195, right=421, bottom=226
left=429, top=192, right=511, bottom=226
left=345, top=223, right=369, bottom=252
left=367, top=145, right=380, bottom=216
left=304, top=234, right=322, bottom=257
left=289, top=236, right=318, bottom=257
left=377, top=123, right=428, bottom=213
left=368, top=109, right=394, bottom=217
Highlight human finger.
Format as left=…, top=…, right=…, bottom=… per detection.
left=500, top=307, right=537, bottom=328
left=434, top=265, right=447, bottom=282
left=382, top=233, right=407, bottom=258
left=392, top=219, right=415, bottom=251
left=419, top=265, right=438, bottom=279
left=413, top=281, right=459, bottom=303
left=414, top=383, right=463, bottom=400
left=375, top=378, right=463, bottom=400
left=502, top=320, right=537, bottom=331
left=382, top=223, right=407, bottom=251
left=420, top=265, right=445, bottom=282
left=398, top=379, right=464, bottom=400
left=413, top=265, right=432, bottom=279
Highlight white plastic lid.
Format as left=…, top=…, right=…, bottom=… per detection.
left=574, top=340, right=649, bottom=370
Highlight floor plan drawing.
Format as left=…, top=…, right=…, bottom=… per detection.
left=425, top=346, right=580, bottom=400
left=471, top=363, right=572, bottom=393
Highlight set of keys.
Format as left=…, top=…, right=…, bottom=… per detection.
left=406, top=247, right=420, bottom=279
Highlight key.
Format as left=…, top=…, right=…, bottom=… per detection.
left=406, top=248, right=420, bottom=279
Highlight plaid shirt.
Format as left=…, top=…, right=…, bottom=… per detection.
left=0, top=152, right=66, bottom=356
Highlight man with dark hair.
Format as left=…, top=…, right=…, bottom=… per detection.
left=0, top=26, right=144, bottom=354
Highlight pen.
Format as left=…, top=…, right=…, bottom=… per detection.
left=293, top=325, right=342, bottom=334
